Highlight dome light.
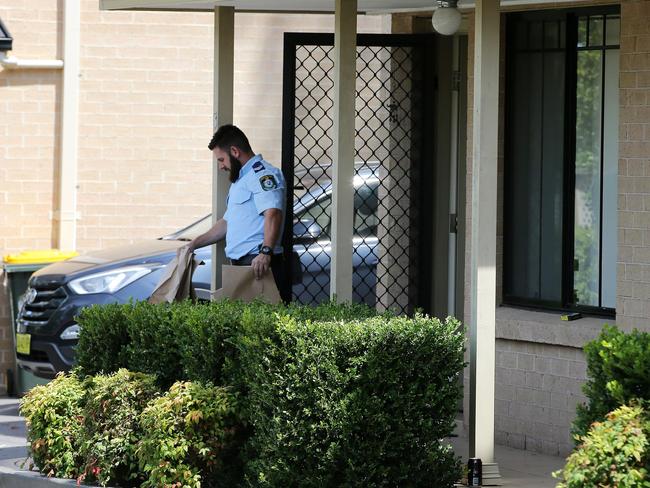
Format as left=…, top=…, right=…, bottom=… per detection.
left=432, top=0, right=462, bottom=36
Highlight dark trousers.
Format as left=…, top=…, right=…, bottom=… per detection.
left=230, top=253, right=291, bottom=304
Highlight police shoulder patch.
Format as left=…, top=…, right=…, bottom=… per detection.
left=259, top=174, right=278, bottom=191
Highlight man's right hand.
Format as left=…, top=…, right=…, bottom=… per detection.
left=177, top=242, right=195, bottom=258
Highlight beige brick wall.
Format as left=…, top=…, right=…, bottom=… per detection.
left=617, top=0, right=650, bottom=331
left=495, top=340, right=587, bottom=456
left=0, top=1, right=385, bottom=392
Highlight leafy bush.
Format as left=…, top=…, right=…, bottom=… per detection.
left=75, top=299, right=378, bottom=389
left=78, top=369, right=160, bottom=487
left=75, top=303, right=131, bottom=376
left=69, top=300, right=465, bottom=487
left=574, top=325, right=650, bottom=438
left=555, top=404, right=650, bottom=488
left=236, top=314, right=464, bottom=487
left=123, top=301, right=189, bottom=389
left=138, top=381, right=243, bottom=487
left=20, top=373, right=85, bottom=479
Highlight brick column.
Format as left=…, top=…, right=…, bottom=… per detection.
left=617, top=0, right=650, bottom=331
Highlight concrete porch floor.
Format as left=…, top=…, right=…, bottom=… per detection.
left=0, top=398, right=566, bottom=487
left=447, top=429, right=566, bottom=487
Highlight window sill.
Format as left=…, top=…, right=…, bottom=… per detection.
left=496, top=306, right=614, bottom=349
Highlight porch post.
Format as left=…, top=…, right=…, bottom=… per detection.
left=57, top=0, right=81, bottom=251
left=211, top=6, right=234, bottom=293
left=469, top=0, right=501, bottom=484
left=330, top=0, right=357, bottom=303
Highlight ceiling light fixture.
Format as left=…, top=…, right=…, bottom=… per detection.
left=432, top=0, right=462, bottom=36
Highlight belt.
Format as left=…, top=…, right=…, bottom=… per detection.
left=231, top=253, right=283, bottom=266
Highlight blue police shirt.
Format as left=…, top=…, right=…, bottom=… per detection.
left=223, top=154, right=286, bottom=259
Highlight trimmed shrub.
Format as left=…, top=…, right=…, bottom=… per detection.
left=75, top=299, right=379, bottom=389
left=20, top=373, right=85, bottom=479
left=236, top=314, right=464, bottom=488
left=555, top=404, right=650, bottom=488
left=78, top=369, right=160, bottom=487
left=574, top=325, right=650, bottom=439
left=177, top=300, right=276, bottom=386
left=75, top=303, right=130, bottom=377
left=138, top=381, right=243, bottom=487
left=122, top=301, right=188, bottom=389
left=69, top=300, right=465, bottom=486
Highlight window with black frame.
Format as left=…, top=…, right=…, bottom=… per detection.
left=0, top=18, right=12, bottom=52
left=504, top=8, right=619, bottom=315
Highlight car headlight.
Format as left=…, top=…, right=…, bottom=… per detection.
left=60, top=324, right=81, bottom=340
left=69, top=266, right=155, bottom=295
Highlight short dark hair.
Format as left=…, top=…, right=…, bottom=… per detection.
left=208, top=124, right=252, bottom=153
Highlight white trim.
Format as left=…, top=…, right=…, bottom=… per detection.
left=58, top=0, right=81, bottom=251
left=469, top=0, right=501, bottom=482
left=448, top=36, right=460, bottom=316
left=211, top=6, right=234, bottom=292
left=0, top=53, right=63, bottom=69
left=330, top=0, right=357, bottom=303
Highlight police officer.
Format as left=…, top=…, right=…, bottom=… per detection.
left=185, top=124, right=290, bottom=303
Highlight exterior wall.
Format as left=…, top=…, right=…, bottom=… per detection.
left=496, top=340, right=585, bottom=456
left=0, top=1, right=385, bottom=394
left=617, top=0, right=650, bottom=331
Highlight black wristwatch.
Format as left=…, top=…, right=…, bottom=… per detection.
left=259, top=245, right=273, bottom=256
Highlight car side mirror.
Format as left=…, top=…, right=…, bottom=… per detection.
left=293, top=218, right=322, bottom=241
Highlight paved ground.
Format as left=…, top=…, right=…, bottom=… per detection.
left=0, top=399, right=29, bottom=472
left=0, top=398, right=566, bottom=486
left=448, top=434, right=565, bottom=487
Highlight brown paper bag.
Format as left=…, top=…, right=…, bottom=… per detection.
left=148, top=247, right=200, bottom=304
left=210, top=265, right=281, bottom=304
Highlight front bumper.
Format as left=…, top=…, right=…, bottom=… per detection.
left=16, top=292, right=117, bottom=379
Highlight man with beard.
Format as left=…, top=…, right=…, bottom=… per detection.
left=185, top=124, right=290, bottom=302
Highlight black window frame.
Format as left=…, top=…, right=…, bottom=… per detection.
left=503, top=5, right=620, bottom=317
left=0, top=18, right=12, bottom=52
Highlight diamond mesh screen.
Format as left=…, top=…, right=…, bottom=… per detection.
left=285, top=35, right=431, bottom=315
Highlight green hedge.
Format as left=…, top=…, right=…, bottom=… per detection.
left=574, top=325, right=650, bottom=439
left=44, top=300, right=465, bottom=487
left=236, top=314, right=464, bottom=487
left=76, top=300, right=377, bottom=389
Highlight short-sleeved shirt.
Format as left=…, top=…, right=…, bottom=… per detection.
left=223, top=154, right=286, bottom=259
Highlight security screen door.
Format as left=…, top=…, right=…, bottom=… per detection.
left=281, top=33, right=436, bottom=315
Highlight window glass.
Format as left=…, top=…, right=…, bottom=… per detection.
left=573, top=50, right=603, bottom=307
left=294, top=182, right=379, bottom=239
left=605, top=16, right=620, bottom=46
left=601, top=49, right=620, bottom=308
left=505, top=8, right=619, bottom=313
left=578, top=17, right=588, bottom=48
left=588, top=16, right=604, bottom=47
left=544, top=20, right=560, bottom=49
left=529, top=21, right=543, bottom=50
left=299, top=196, right=331, bottom=236
left=354, top=183, right=378, bottom=237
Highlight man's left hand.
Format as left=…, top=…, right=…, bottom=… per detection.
left=251, top=253, right=272, bottom=280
